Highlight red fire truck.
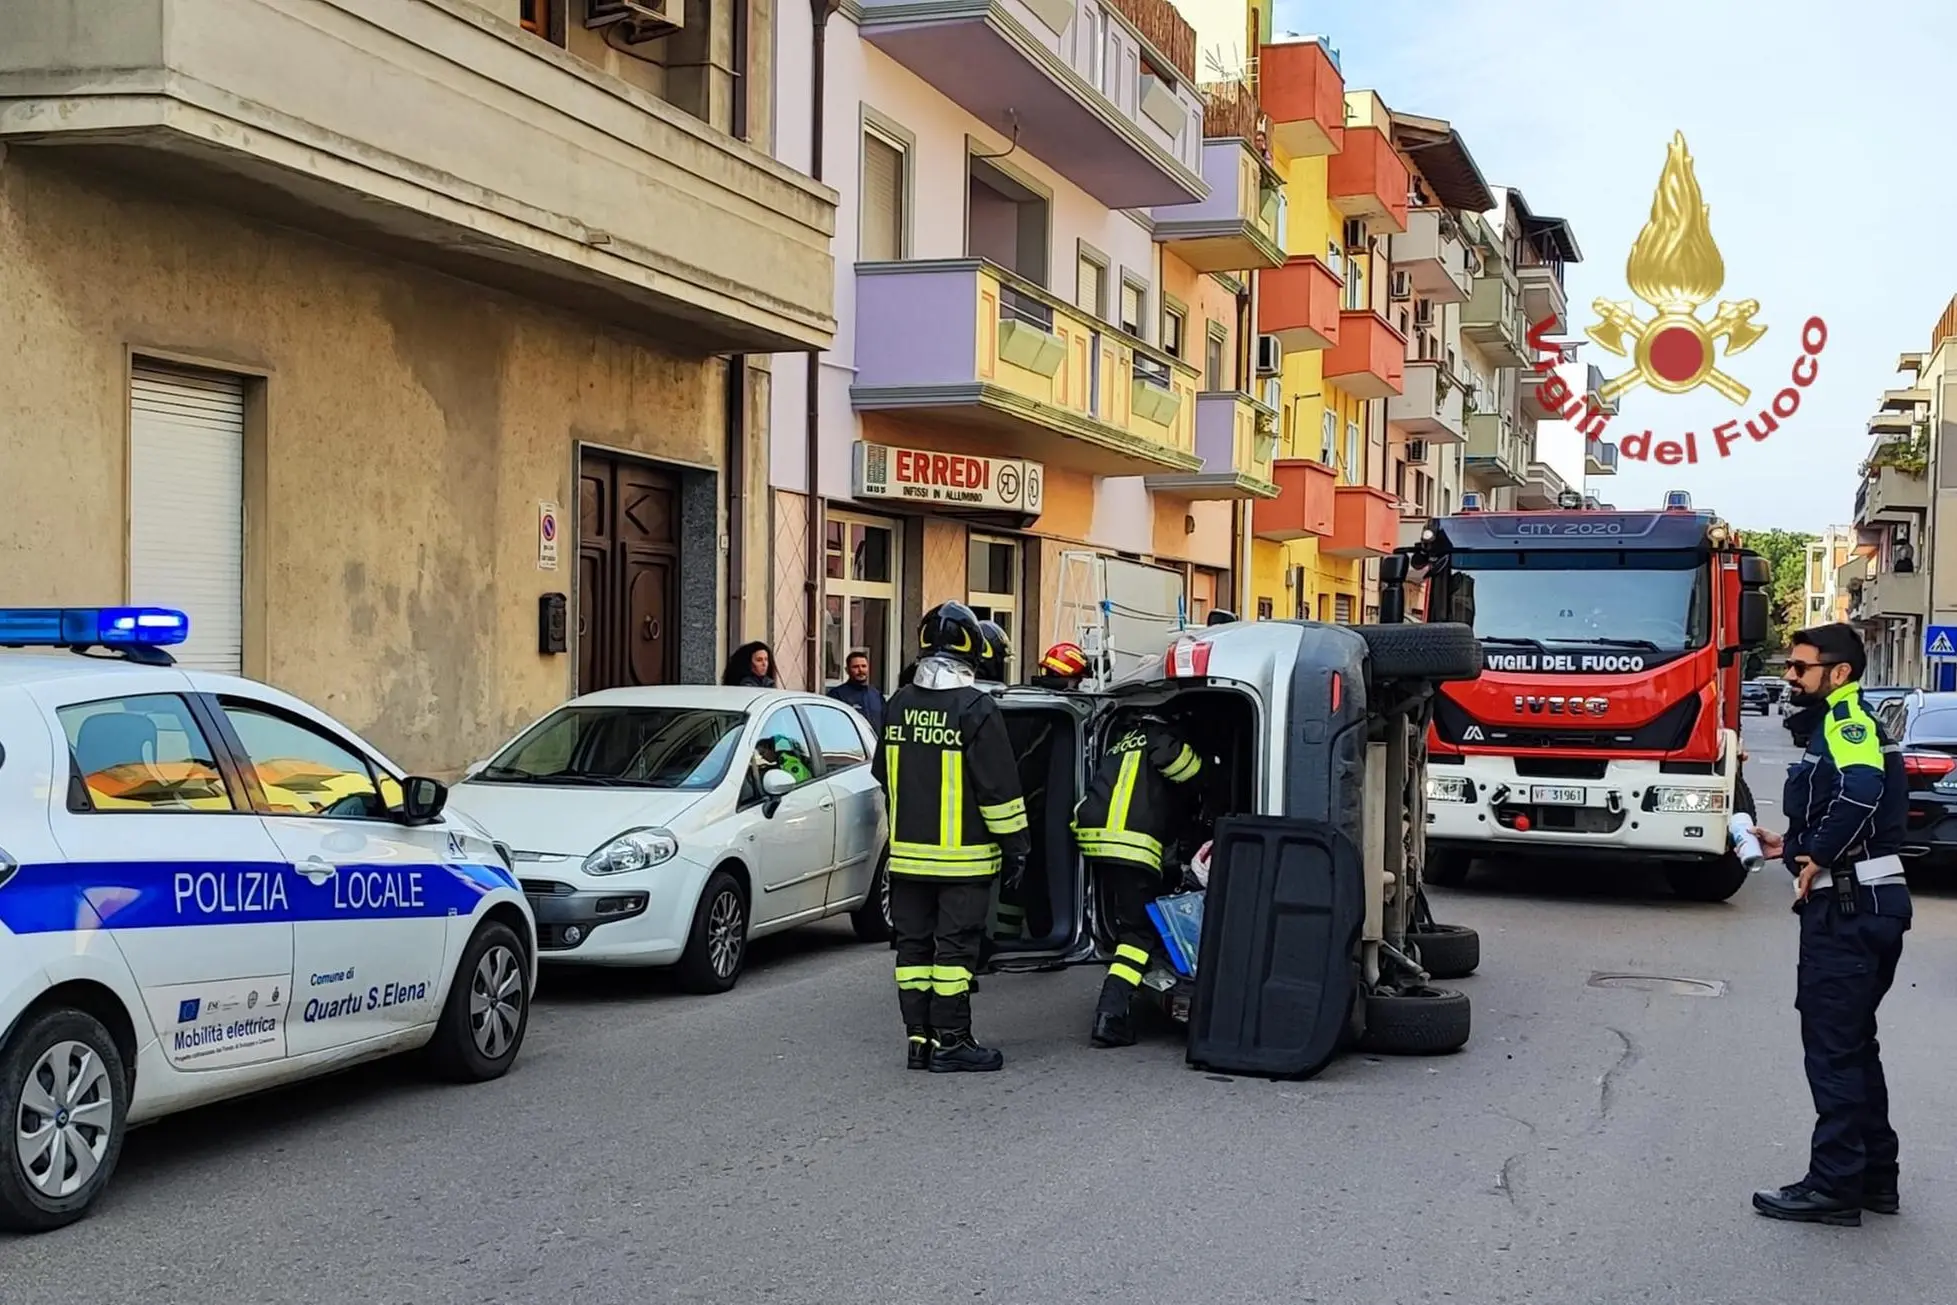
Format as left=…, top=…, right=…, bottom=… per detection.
left=1386, top=490, right=1773, bottom=900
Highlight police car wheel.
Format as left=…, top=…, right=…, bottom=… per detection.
left=1, top=1009, right=128, bottom=1233
left=851, top=854, right=894, bottom=944
left=425, top=922, right=530, bottom=1084
left=1358, top=986, right=1471, bottom=1056
left=676, top=869, right=748, bottom=994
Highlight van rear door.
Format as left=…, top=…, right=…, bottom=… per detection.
left=985, top=689, right=1106, bottom=972
left=1184, top=814, right=1365, bottom=1080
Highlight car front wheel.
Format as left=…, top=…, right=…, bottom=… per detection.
left=426, top=921, right=531, bottom=1083
left=0, top=1008, right=128, bottom=1234
left=676, top=869, right=749, bottom=994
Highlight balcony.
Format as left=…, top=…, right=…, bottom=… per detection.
left=1258, top=256, right=1343, bottom=352
left=1145, top=392, right=1280, bottom=499
left=0, top=0, right=837, bottom=354
left=851, top=259, right=1200, bottom=476
left=1880, top=387, right=1931, bottom=411
left=1862, top=568, right=1928, bottom=622
left=1584, top=363, right=1620, bottom=416
left=1324, top=310, right=1406, bottom=399
left=1868, top=411, right=1917, bottom=437
left=1836, top=551, right=1870, bottom=595
left=859, top=0, right=1204, bottom=209
left=1326, top=124, right=1409, bottom=235
left=1259, top=37, right=1344, bottom=160
left=1515, top=461, right=1571, bottom=510
left=1386, top=362, right=1466, bottom=442
left=1855, top=466, right=1929, bottom=525
left=1323, top=485, right=1398, bottom=558
left=1461, top=273, right=1528, bottom=369
left=1516, top=262, right=1569, bottom=334
left=1586, top=440, right=1619, bottom=476
left=1252, top=458, right=1338, bottom=541
left=1390, top=208, right=1472, bottom=304
left=1150, top=139, right=1284, bottom=272
left=1465, top=411, right=1526, bottom=487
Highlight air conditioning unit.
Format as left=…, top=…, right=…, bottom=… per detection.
left=586, top=0, right=684, bottom=38
left=1389, top=271, right=1413, bottom=300
left=1405, top=439, right=1429, bottom=463
left=1255, top=334, right=1283, bottom=377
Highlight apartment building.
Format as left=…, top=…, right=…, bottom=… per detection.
left=0, top=0, right=834, bottom=774
left=1845, top=307, right=1943, bottom=686
left=1523, top=359, right=1620, bottom=506
left=1805, top=526, right=1855, bottom=628
left=770, top=0, right=1279, bottom=689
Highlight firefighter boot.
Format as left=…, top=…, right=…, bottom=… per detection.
left=929, top=1028, right=1005, bottom=1073
left=1090, top=976, right=1137, bottom=1048
left=906, top=1026, right=935, bottom=1071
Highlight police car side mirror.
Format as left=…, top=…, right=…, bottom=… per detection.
left=399, top=775, right=449, bottom=826
left=760, top=768, right=796, bottom=799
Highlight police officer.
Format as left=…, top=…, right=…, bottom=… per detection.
left=873, top=602, right=1031, bottom=1073
left=1750, top=623, right=1911, bottom=1226
left=1072, top=712, right=1204, bottom=1047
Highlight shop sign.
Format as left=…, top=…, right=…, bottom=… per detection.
left=852, top=441, right=1043, bottom=515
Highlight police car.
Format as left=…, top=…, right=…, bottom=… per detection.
left=0, top=608, right=536, bottom=1233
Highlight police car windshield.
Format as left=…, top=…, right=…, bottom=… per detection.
left=476, top=707, right=749, bottom=789
left=1444, top=549, right=1709, bottom=653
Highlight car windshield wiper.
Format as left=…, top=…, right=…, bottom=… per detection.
left=480, top=769, right=644, bottom=787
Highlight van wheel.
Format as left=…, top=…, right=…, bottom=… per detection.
left=676, top=869, right=748, bottom=994
left=0, top=1009, right=127, bottom=1233
left=1356, top=621, right=1482, bottom=683
left=1360, top=987, right=1471, bottom=1055
left=1425, top=850, right=1471, bottom=888
left=426, top=921, right=530, bottom=1083
left=1408, top=923, right=1480, bottom=980
left=852, top=854, right=894, bottom=943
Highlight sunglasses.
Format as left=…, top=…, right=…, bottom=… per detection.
left=1783, top=659, right=1842, bottom=676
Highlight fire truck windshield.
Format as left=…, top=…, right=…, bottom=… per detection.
left=1441, top=548, right=1711, bottom=653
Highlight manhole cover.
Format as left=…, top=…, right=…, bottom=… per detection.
left=1588, top=973, right=1726, bottom=997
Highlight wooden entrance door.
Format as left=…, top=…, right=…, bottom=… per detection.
left=578, top=450, right=680, bottom=693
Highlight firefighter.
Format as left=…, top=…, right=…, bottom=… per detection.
left=873, top=601, right=1031, bottom=1073
left=1072, top=711, right=1204, bottom=1047
left=1032, top=641, right=1090, bottom=690
left=976, top=619, right=1012, bottom=685
left=974, top=619, right=1021, bottom=947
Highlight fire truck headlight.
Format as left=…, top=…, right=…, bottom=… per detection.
left=1426, top=775, right=1474, bottom=804
left=1648, top=787, right=1730, bottom=815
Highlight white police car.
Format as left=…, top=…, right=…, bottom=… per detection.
left=0, top=607, right=537, bottom=1233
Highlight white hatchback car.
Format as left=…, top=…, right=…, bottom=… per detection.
left=0, top=607, right=536, bottom=1233
left=447, top=685, right=891, bottom=992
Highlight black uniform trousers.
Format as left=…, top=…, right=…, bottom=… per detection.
left=1090, top=856, right=1165, bottom=986
left=890, top=875, right=992, bottom=1031
left=1796, top=882, right=1910, bottom=1199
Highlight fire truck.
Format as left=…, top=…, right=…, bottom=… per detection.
left=1382, top=489, right=1773, bottom=901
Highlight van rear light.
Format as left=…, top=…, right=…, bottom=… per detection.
left=1168, top=639, right=1211, bottom=678
left=1902, top=751, right=1956, bottom=777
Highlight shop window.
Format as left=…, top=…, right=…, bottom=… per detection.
left=823, top=511, right=900, bottom=691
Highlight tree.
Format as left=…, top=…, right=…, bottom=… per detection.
left=1740, top=527, right=1818, bottom=654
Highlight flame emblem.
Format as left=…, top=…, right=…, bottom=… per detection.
left=1586, top=132, right=1766, bottom=404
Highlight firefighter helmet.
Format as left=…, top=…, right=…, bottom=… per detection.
left=918, top=601, right=986, bottom=668
left=976, top=619, right=1011, bottom=682
left=1038, top=641, right=1090, bottom=680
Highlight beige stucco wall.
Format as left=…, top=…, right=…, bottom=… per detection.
left=0, top=151, right=763, bottom=774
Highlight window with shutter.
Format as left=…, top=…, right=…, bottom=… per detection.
left=860, top=130, right=906, bottom=262
left=1077, top=256, right=1104, bottom=319
left=1320, top=408, right=1337, bottom=462
left=1120, top=282, right=1143, bottom=337
left=1163, top=307, right=1185, bottom=358
left=1335, top=594, right=1355, bottom=624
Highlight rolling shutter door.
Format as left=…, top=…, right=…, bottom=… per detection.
left=129, top=365, right=245, bottom=673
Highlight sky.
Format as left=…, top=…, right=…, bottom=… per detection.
left=1269, top=0, right=1957, bottom=534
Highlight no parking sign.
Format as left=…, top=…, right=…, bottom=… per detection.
left=538, top=501, right=560, bottom=571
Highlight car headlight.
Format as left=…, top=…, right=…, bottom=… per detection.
left=1426, top=775, right=1474, bottom=804
left=1648, top=787, right=1728, bottom=814
left=583, top=827, right=680, bottom=876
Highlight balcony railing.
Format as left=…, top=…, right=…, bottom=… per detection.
left=1585, top=440, right=1619, bottom=476
left=1464, top=411, right=1526, bottom=487
left=1324, top=485, right=1398, bottom=558
left=1150, top=139, right=1284, bottom=272
left=1462, top=273, right=1528, bottom=369
left=1387, top=361, right=1466, bottom=442
left=1390, top=208, right=1472, bottom=304
left=1252, top=458, right=1339, bottom=540
left=1856, top=465, right=1929, bottom=524
left=1145, top=391, right=1281, bottom=500
left=1864, top=568, right=1928, bottom=621
left=1201, top=77, right=1259, bottom=145
left=1258, top=255, right=1342, bottom=351
left=1324, top=310, right=1406, bottom=399
left=1327, top=124, right=1410, bottom=235
left=851, top=258, right=1201, bottom=476
left=1107, top=0, right=1197, bottom=81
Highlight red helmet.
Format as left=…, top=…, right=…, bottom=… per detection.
left=1039, top=642, right=1089, bottom=678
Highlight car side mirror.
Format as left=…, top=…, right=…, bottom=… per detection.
left=760, top=768, right=796, bottom=798
left=399, top=775, right=448, bottom=826
left=1737, top=590, right=1770, bottom=649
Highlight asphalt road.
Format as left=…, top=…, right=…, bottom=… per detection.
left=5, top=719, right=1955, bottom=1305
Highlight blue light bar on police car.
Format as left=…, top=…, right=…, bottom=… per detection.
left=0, top=606, right=190, bottom=648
